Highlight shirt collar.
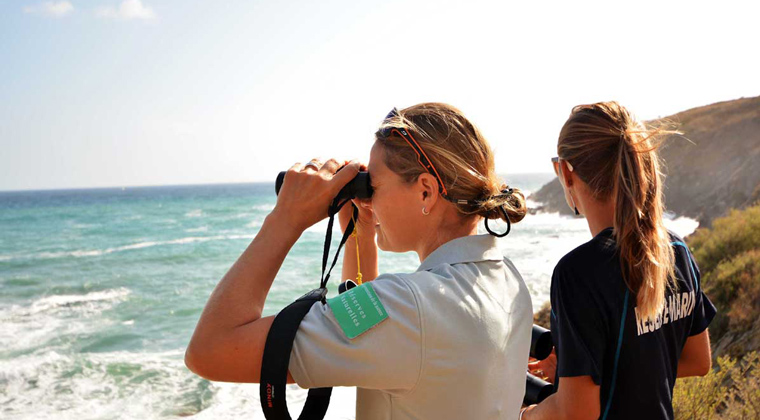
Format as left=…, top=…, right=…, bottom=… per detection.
left=416, top=234, right=504, bottom=272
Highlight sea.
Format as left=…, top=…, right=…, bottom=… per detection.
left=0, top=174, right=699, bottom=420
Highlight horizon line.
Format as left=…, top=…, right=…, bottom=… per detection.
left=0, top=172, right=557, bottom=194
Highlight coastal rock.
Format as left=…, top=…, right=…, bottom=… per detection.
left=531, top=96, right=760, bottom=227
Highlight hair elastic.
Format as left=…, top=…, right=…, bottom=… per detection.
left=484, top=205, right=511, bottom=237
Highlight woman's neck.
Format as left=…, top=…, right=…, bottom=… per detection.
left=416, top=217, right=479, bottom=263
left=579, top=192, right=615, bottom=237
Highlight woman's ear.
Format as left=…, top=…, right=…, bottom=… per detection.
left=418, top=173, right=439, bottom=205
left=561, top=161, right=574, bottom=188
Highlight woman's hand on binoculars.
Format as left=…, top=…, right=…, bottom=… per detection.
left=337, top=197, right=375, bottom=237
left=337, top=162, right=375, bottom=236
left=272, top=158, right=362, bottom=232
left=528, top=350, right=557, bottom=384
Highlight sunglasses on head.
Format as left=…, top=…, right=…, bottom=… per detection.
left=379, top=108, right=450, bottom=197
left=551, top=156, right=574, bottom=175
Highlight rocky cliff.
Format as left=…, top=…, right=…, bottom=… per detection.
left=532, top=96, right=760, bottom=227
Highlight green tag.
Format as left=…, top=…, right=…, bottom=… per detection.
left=327, top=283, right=388, bottom=339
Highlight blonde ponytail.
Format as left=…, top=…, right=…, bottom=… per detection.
left=558, top=102, right=678, bottom=321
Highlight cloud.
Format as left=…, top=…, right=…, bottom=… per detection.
left=96, top=0, right=156, bottom=20
left=23, top=1, right=74, bottom=17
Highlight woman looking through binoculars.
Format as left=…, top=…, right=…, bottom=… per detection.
left=185, top=103, right=534, bottom=419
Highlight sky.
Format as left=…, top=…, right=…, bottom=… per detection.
left=1, top=0, right=759, bottom=191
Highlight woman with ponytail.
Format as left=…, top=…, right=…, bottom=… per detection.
left=522, top=102, right=716, bottom=420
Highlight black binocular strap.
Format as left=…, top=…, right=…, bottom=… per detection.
left=260, top=296, right=332, bottom=419
left=320, top=200, right=358, bottom=289
left=260, top=200, right=359, bottom=419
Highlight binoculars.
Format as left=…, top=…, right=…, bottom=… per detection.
left=275, top=170, right=373, bottom=201
left=524, top=325, right=556, bottom=406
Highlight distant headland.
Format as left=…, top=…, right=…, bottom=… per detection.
left=530, top=96, right=760, bottom=227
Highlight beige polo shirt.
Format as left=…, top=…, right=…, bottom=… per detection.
left=289, top=234, right=533, bottom=420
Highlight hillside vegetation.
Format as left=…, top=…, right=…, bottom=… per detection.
left=673, top=202, right=760, bottom=418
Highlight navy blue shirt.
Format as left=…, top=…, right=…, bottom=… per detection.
left=550, top=228, right=716, bottom=420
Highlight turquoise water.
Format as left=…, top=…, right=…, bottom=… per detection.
left=0, top=176, right=697, bottom=419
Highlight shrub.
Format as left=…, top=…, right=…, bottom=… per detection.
left=688, top=202, right=760, bottom=358
left=701, top=249, right=760, bottom=344
left=689, top=203, right=760, bottom=275
left=673, top=352, right=760, bottom=419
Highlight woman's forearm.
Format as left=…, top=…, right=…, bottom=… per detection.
left=677, top=330, right=712, bottom=377
left=191, top=211, right=302, bottom=339
left=523, top=376, right=600, bottom=420
left=523, top=394, right=561, bottom=420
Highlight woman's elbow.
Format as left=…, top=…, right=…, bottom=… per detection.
left=696, top=357, right=712, bottom=376
left=185, top=339, right=214, bottom=379
left=184, top=344, right=202, bottom=376
left=680, top=355, right=713, bottom=377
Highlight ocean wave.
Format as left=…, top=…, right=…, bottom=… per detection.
left=1, top=235, right=256, bottom=262
left=185, top=226, right=209, bottom=233
left=0, top=349, right=357, bottom=419
left=252, top=204, right=275, bottom=211
left=245, top=220, right=262, bottom=229
left=0, top=288, right=130, bottom=353
left=29, top=288, right=131, bottom=314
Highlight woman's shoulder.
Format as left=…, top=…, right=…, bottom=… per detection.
left=362, top=273, right=422, bottom=308
left=553, top=232, right=621, bottom=294
left=556, top=232, right=616, bottom=272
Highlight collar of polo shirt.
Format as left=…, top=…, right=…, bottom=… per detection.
left=416, top=234, right=503, bottom=272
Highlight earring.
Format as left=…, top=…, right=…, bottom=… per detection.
left=422, top=207, right=430, bottom=216
left=569, top=193, right=580, bottom=216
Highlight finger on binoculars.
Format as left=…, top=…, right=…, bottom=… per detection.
left=319, top=158, right=342, bottom=174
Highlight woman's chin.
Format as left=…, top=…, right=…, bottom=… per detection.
left=375, top=229, right=389, bottom=251
left=375, top=235, right=385, bottom=251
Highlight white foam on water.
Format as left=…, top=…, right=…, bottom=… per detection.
left=252, top=204, right=276, bottom=212
left=70, top=223, right=98, bottom=229
left=0, top=349, right=358, bottom=420
left=29, top=288, right=131, bottom=314
left=663, top=215, right=700, bottom=238
left=187, top=382, right=356, bottom=420
left=245, top=220, right=262, bottom=229
left=185, top=209, right=203, bottom=218
left=3, top=235, right=257, bottom=262
left=0, top=288, right=130, bottom=353
left=185, top=226, right=208, bottom=233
